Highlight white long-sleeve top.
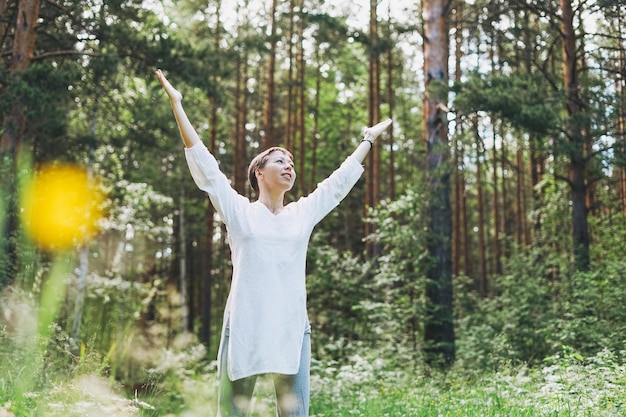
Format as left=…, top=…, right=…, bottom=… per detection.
left=184, top=142, right=364, bottom=380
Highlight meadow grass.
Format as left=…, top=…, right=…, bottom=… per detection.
left=310, top=386, right=600, bottom=417
left=1, top=269, right=624, bottom=417
left=1, top=346, right=625, bottom=417
left=304, top=351, right=625, bottom=417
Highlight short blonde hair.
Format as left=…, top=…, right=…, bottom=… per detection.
left=247, top=147, right=293, bottom=192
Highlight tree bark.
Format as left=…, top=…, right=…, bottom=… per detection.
left=422, top=0, right=455, bottom=367
left=451, top=0, right=463, bottom=277
left=234, top=7, right=249, bottom=195
left=369, top=0, right=381, bottom=205
left=199, top=0, right=223, bottom=348
left=0, top=0, right=41, bottom=288
left=285, top=0, right=295, bottom=152
left=386, top=2, right=395, bottom=201
left=618, top=8, right=626, bottom=214
left=179, top=185, right=189, bottom=331
left=560, top=0, right=590, bottom=271
left=474, top=119, right=487, bottom=296
left=491, top=126, right=502, bottom=276
left=263, top=0, right=278, bottom=149
left=365, top=0, right=381, bottom=256
left=297, top=0, right=306, bottom=193
left=310, top=42, right=321, bottom=192
left=515, top=142, right=526, bottom=247
left=2, top=0, right=40, bottom=150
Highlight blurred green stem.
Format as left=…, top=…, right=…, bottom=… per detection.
left=15, top=252, right=74, bottom=408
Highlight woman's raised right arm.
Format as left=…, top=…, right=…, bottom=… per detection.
left=156, top=69, right=200, bottom=148
left=156, top=69, right=246, bottom=222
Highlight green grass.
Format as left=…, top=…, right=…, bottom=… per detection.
left=1, top=310, right=624, bottom=417
left=1, top=352, right=625, bottom=417
left=305, top=352, right=625, bottom=417
left=1, top=264, right=624, bottom=417
left=310, top=388, right=600, bottom=417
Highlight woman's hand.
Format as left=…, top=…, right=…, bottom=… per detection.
left=350, top=119, right=393, bottom=163
left=156, top=69, right=183, bottom=104
left=363, top=118, right=392, bottom=142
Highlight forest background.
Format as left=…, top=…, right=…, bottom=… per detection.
left=1, top=0, right=625, bottom=415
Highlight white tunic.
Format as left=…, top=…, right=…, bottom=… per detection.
left=184, top=142, right=364, bottom=380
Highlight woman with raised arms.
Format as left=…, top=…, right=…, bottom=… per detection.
left=156, top=69, right=391, bottom=417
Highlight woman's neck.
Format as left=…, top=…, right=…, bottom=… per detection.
left=258, top=192, right=285, bottom=214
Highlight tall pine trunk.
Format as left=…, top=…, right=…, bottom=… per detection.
left=560, top=0, right=590, bottom=271
left=234, top=4, right=249, bottom=195
left=310, top=42, right=321, bottom=191
left=474, top=119, right=487, bottom=296
left=491, top=126, right=502, bottom=276
left=1, top=0, right=41, bottom=287
left=179, top=185, right=189, bottom=332
left=263, top=0, right=278, bottom=149
left=199, top=0, right=223, bottom=348
left=385, top=3, right=396, bottom=201
left=364, top=0, right=382, bottom=256
left=296, top=0, right=306, bottom=193
left=285, top=0, right=295, bottom=152
left=422, top=0, right=455, bottom=367
left=619, top=65, right=626, bottom=214
left=615, top=7, right=626, bottom=214
left=451, top=0, right=463, bottom=277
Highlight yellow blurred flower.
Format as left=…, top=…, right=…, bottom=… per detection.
left=20, top=164, right=105, bottom=251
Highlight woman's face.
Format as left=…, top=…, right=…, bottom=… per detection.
left=256, top=151, right=296, bottom=192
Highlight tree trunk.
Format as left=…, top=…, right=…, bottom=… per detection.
left=263, top=0, right=278, bottom=149
left=422, top=0, right=455, bottom=368
left=369, top=0, right=381, bottom=205
left=233, top=15, right=249, bottom=194
left=452, top=137, right=459, bottom=278
left=560, top=0, right=590, bottom=271
left=285, top=0, right=295, bottom=152
left=10, top=0, right=40, bottom=72
left=474, top=119, right=487, bottom=296
left=310, top=43, right=321, bottom=191
left=500, top=132, right=512, bottom=252
left=199, top=0, right=223, bottom=348
left=0, top=0, right=9, bottom=43
left=451, top=0, right=463, bottom=277
left=202, top=182, right=215, bottom=347
left=179, top=185, right=189, bottom=332
left=619, top=48, right=626, bottom=213
left=515, top=142, right=527, bottom=247
left=618, top=8, right=626, bottom=214
left=491, top=126, right=502, bottom=276
left=1, top=0, right=41, bottom=287
left=386, top=2, right=396, bottom=201
left=365, top=0, right=381, bottom=255
left=487, top=19, right=502, bottom=279
left=297, top=0, right=306, bottom=194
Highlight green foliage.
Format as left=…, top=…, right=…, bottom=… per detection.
left=362, top=190, right=431, bottom=362
left=453, top=72, right=561, bottom=135
left=310, top=349, right=625, bottom=417
left=458, top=250, right=555, bottom=367
left=1, top=63, right=76, bottom=158
left=307, top=189, right=432, bottom=366
left=306, top=236, right=372, bottom=359
left=2, top=0, right=626, bottom=415
left=455, top=247, right=626, bottom=369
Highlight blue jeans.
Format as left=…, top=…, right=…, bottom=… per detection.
left=217, top=327, right=311, bottom=417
